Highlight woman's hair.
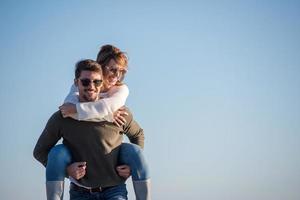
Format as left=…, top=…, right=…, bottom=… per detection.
left=96, top=44, right=128, bottom=84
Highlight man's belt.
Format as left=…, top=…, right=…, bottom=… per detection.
left=70, top=182, right=113, bottom=193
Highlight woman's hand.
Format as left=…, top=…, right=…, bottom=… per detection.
left=116, top=164, right=131, bottom=179
left=113, top=107, right=128, bottom=127
left=59, top=103, right=77, bottom=118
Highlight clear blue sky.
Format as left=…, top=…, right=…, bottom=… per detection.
left=0, top=1, right=299, bottom=199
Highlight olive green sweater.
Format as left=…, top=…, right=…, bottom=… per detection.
left=33, top=109, right=144, bottom=187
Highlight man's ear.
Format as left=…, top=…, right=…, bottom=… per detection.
left=74, top=78, right=78, bottom=86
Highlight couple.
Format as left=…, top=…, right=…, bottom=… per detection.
left=33, top=45, right=151, bottom=200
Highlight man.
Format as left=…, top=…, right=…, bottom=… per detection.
left=34, top=59, right=144, bottom=200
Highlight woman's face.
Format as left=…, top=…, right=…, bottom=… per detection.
left=102, top=59, right=125, bottom=90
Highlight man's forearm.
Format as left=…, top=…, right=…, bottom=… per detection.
left=129, top=131, right=145, bottom=149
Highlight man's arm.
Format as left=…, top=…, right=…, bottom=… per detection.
left=122, top=109, right=145, bottom=149
left=117, top=109, right=144, bottom=179
left=33, top=112, right=63, bottom=167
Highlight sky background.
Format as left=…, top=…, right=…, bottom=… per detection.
left=0, top=0, right=299, bottom=199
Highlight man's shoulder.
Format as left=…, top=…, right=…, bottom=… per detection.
left=123, top=107, right=133, bottom=117
left=48, top=110, right=63, bottom=122
left=123, top=107, right=138, bottom=126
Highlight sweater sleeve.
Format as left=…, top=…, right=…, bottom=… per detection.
left=64, top=84, right=79, bottom=104
left=122, top=109, right=145, bottom=149
left=33, top=112, right=63, bottom=167
left=76, top=84, right=129, bottom=122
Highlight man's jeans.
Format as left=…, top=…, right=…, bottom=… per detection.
left=69, top=183, right=128, bottom=200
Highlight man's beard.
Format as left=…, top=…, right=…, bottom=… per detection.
left=82, top=93, right=98, bottom=102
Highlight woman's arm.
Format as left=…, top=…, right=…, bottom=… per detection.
left=62, top=84, right=129, bottom=122
left=64, top=84, right=79, bottom=104
left=76, top=84, right=129, bottom=122
left=60, top=84, right=79, bottom=119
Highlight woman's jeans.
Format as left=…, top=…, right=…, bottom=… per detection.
left=46, top=143, right=150, bottom=181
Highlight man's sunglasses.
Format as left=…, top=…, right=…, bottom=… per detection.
left=79, top=78, right=103, bottom=87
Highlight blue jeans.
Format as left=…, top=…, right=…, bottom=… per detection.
left=69, top=183, right=127, bottom=200
left=46, top=143, right=150, bottom=181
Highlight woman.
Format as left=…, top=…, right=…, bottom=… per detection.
left=46, top=45, right=151, bottom=200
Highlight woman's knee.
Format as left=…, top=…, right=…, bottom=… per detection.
left=48, top=144, right=71, bottom=163
left=119, top=143, right=145, bottom=166
left=120, top=143, right=142, bottom=157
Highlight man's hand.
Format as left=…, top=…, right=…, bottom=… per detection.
left=116, top=165, right=131, bottom=179
left=113, top=107, right=128, bottom=127
left=59, top=103, right=77, bottom=118
left=67, top=162, right=87, bottom=180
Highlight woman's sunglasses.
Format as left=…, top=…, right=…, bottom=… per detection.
left=104, top=65, right=127, bottom=75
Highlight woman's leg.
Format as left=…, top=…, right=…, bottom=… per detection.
left=119, top=143, right=151, bottom=200
left=46, top=144, right=72, bottom=200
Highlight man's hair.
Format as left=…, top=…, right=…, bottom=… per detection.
left=75, top=59, right=102, bottom=79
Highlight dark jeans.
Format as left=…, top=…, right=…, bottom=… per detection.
left=69, top=183, right=128, bottom=200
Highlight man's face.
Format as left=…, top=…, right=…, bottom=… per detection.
left=75, top=70, right=102, bottom=102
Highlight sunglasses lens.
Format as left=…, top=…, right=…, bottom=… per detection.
left=106, top=66, right=126, bottom=74
left=93, top=80, right=102, bottom=87
left=80, top=79, right=90, bottom=87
